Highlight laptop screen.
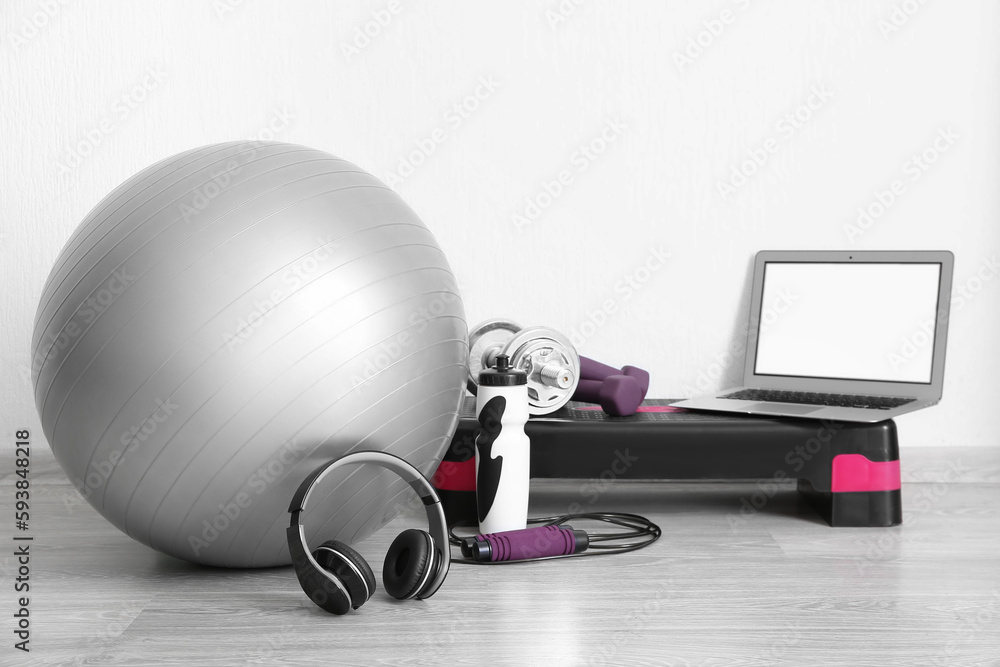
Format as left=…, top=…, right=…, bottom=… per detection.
left=753, top=261, right=942, bottom=384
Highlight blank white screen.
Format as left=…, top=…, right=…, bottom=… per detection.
left=754, top=262, right=941, bottom=384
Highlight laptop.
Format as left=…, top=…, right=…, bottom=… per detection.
left=672, top=250, right=953, bottom=422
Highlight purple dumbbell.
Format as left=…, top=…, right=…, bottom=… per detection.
left=572, top=376, right=643, bottom=417
left=580, top=357, right=650, bottom=400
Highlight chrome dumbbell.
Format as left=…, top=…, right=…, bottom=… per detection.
left=467, top=319, right=579, bottom=415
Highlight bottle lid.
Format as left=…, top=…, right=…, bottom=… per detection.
left=478, top=354, right=527, bottom=386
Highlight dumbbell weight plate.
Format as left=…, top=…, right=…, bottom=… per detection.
left=503, top=327, right=580, bottom=415
left=467, top=318, right=522, bottom=394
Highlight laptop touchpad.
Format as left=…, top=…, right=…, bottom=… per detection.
left=745, top=402, right=822, bottom=415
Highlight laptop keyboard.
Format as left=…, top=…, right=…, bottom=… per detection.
left=718, top=389, right=915, bottom=410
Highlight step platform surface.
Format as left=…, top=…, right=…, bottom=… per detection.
left=434, top=398, right=902, bottom=528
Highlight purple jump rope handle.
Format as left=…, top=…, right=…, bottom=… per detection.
left=463, top=525, right=589, bottom=562
left=573, top=377, right=643, bottom=416
left=579, top=356, right=650, bottom=399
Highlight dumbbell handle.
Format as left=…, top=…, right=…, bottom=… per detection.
left=573, top=379, right=604, bottom=404
left=580, top=357, right=650, bottom=399
left=573, top=377, right=643, bottom=417
left=487, top=348, right=573, bottom=390
left=538, top=363, right=574, bottom=389
left=580, top=357, right=619, bottom=380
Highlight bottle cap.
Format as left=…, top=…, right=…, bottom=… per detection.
left=478, top=354, right=528, bottom=386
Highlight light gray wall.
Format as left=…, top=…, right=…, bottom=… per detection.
left=3, top=0, right=998, bottom=449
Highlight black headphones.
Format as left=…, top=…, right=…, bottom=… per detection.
left=286, top=451, right=451, bottom=615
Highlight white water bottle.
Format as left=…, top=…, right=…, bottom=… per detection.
left=475, top=354, right=530, bottom=534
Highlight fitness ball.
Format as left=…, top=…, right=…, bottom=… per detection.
left=31, top=141, right=467, bottom=567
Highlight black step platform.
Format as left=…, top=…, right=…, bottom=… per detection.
left=434, top=398, right=902, bottom=528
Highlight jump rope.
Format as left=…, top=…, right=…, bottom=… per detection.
left=448, top=511, right=661, bottom=564
left=458, top=355, right=661, bottom=564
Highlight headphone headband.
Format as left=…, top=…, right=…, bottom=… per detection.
left=287, top=451, right=450, bottom=608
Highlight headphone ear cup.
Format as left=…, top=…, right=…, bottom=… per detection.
left=311, top=540, right=376, bottom=610
left=382, top=529, right=436, bottom=600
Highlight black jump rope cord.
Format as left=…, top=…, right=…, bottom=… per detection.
left=448, top=512, right=662, bottom=564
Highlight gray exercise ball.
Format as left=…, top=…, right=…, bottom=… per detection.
left=31, top=141, right=467, bottom=567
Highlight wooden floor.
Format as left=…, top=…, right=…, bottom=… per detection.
left=5, top=449, right=1000, bottom=666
